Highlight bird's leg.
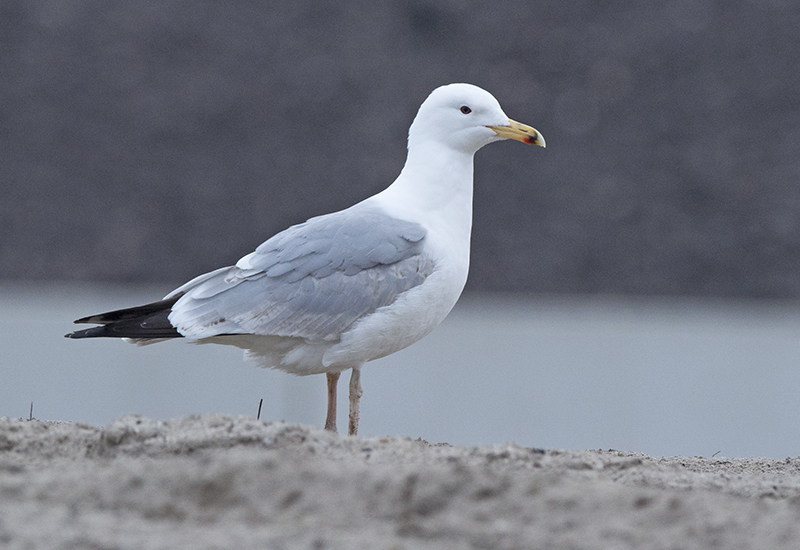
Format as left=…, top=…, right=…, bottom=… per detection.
left=348, top=367, right=363, bottom=436
left=324, top=372, right=340, bottom=433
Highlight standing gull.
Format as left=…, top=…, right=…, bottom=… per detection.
left=66, top=83, right=545, bottom=435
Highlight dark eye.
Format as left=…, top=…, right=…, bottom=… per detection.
left=460, top=105, right=472, bottom=114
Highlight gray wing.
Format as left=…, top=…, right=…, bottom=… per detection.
left=168, top=205, right=434, bottom=340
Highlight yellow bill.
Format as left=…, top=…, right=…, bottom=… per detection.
left=487, top=119, right=546, bottom=147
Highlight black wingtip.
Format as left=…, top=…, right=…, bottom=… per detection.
left=65, top=326, right=117, bottom=339
left=71, top=293, right=185, bottom=325
left=66, top=293, right=186, bottom=340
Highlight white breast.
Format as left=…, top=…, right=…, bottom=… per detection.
left=321, top=249, right=467, bottom=368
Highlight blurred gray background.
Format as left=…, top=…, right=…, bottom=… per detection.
left=3, top=0, right=800, bottom=297
left=3, top=1, right=800, bottom=458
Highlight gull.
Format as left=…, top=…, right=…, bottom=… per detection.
left=66, top=83, right=545, bottom=435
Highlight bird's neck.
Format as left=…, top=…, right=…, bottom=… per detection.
left=381, top=142, right=475, bottom=217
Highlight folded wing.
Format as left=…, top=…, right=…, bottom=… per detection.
left=168, top=205, right=434, bottom=341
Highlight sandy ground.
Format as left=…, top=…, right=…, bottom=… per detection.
left=1, top=415, right=800, bottom=549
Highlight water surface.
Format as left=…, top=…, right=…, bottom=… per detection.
left=2, top=283, right=799, bottom=458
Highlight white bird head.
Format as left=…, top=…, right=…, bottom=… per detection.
left=407, top=83, right=545, bottom=155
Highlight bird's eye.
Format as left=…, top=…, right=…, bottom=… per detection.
left=460, top=105, right=472, bottom=114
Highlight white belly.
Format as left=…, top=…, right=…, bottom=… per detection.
left=322, top=258, right=467, bottom=368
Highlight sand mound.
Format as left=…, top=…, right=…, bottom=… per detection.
left=1, top=415, right=799, bottom=549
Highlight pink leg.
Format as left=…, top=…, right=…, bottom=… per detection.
left=324, top=372, right=340, bottom=433
left=348, top=368, right=363, bottom=436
